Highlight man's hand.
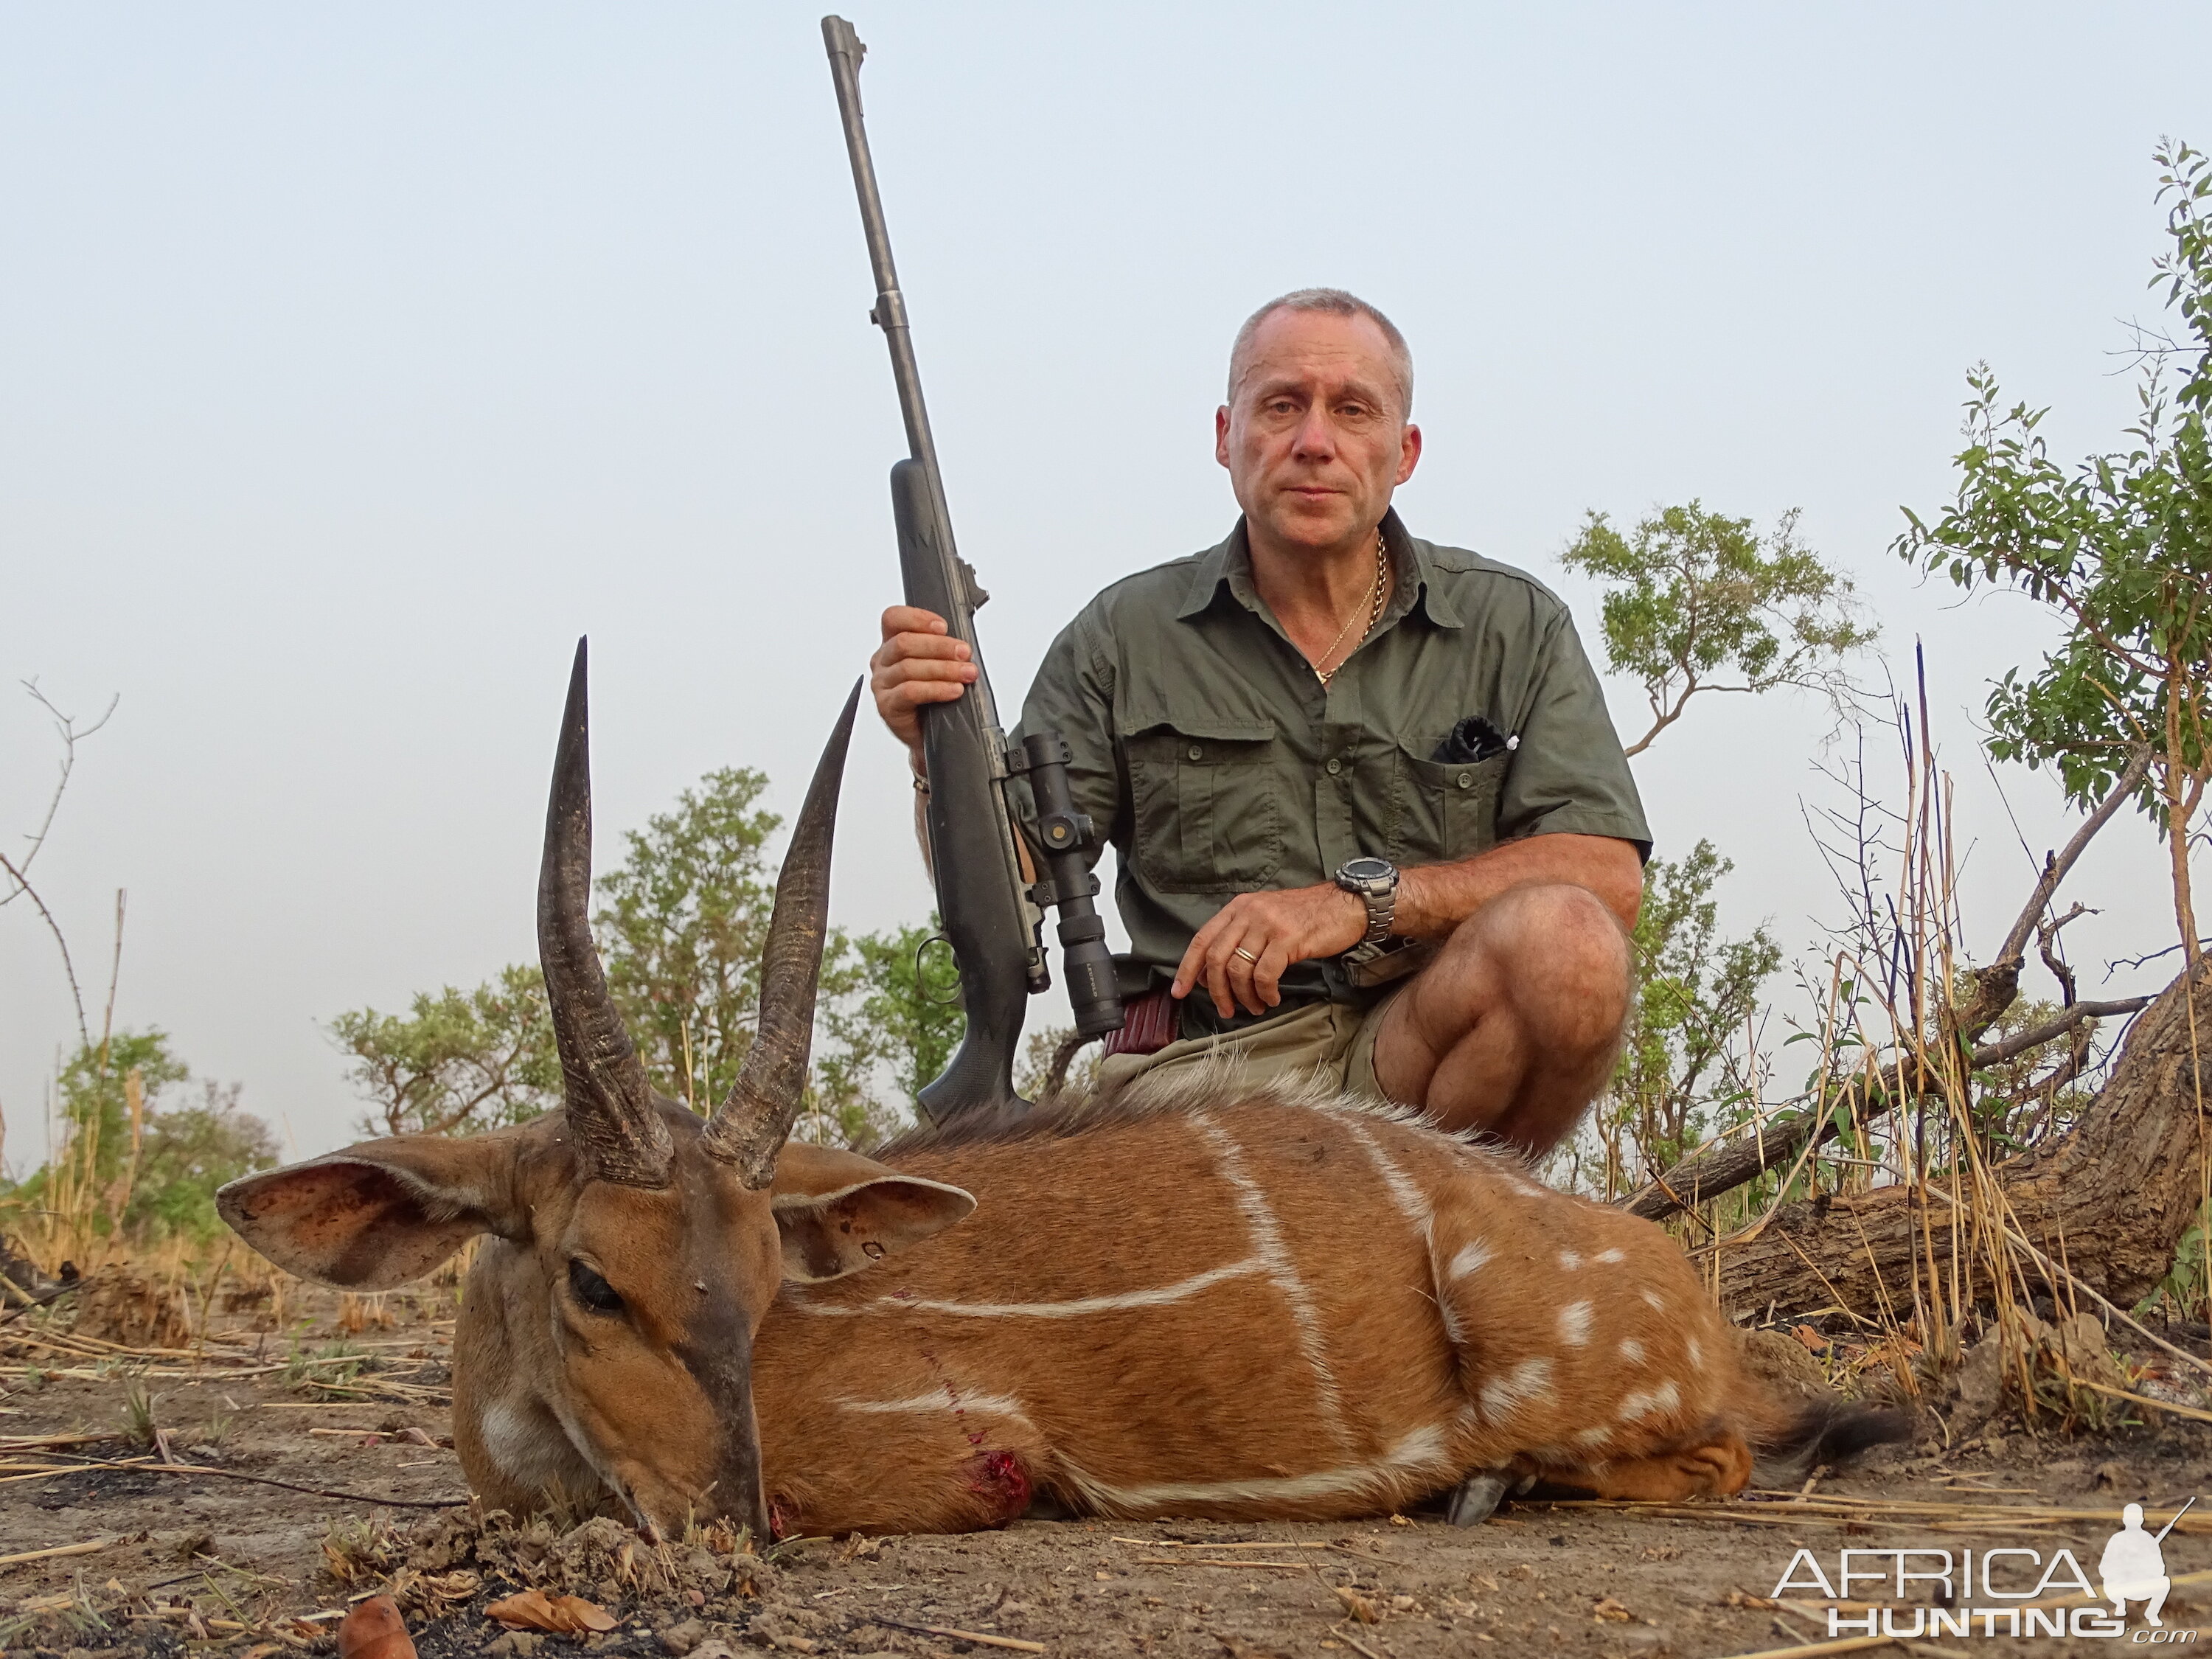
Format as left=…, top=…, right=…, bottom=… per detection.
left=870, top=605, right=978, bottom=759
left=1172, top=883, right=1368, bottom=1019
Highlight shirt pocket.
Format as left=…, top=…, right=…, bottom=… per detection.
left=1124, top=715, right=1282, bottom=894
left=1388, top=748, right=1509, bottom=865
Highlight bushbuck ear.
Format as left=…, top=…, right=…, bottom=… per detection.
left=218, top=1135, right=519, bottom=1291
left=771, top=1158, right=975, bottom=1284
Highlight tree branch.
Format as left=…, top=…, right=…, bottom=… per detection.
left=0, top=848, right=89, bottom=1049
left=1623, top=996, right=2150, bottom=1222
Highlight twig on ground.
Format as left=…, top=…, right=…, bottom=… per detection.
left=6, top=1455, right=465, bottom=1509
left=0, top=1539, right=107, bottom=1568
left=858, top=1615, right=1044, bottom=1652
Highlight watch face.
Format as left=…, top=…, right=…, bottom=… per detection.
left=1340, top=857, right=1394, bottom=886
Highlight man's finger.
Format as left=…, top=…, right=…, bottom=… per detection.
left=1225, top=939, right=1270, bottom=1018
left=1172, top=913, right=1226, bottom=999
left=1253, top=937, right=1291, bottom=1009
left=880, top=605, right=951, bottom=640
left=875, top=655, right=977, bottom=690
left=877, top=630, right=973, bottom=667
left=1200, top=929, right=1245, bottom=1019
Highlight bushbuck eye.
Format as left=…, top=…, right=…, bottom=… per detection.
left=568, top=1259, right=624, bottom=1315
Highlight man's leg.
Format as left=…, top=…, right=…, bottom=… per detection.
left=2146, top=1578, right=2171, bottom=1625
left=1371, top=881, right=1631, bottom=1155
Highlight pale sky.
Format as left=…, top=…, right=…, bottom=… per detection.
left=5, top=3, right=2208, bottom=1166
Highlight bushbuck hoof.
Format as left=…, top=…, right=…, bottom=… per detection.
left=1446, top=1471, right=1512, bottom=1526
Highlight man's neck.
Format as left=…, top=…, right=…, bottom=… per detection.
left=1245, top=517, right=1391, bottom=643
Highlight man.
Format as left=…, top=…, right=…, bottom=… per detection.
left=869, top=289, right=1646, bottom=1157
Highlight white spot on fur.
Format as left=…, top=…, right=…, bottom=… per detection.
left=1060, top=1423, right=1456, bottom=1515
left=1478, top=1357, right=1555, bottom=1422
left=1593, top=1248, right=1626, bottom=1264
left=1449, top=1240, right=1494, bottom=1279
left=1189, top=1113, right=1347, bottom=1439
left=1618, top=1379, right=1682, bottom=1422
left=483, top=1399, right=602, bottom=1498
left=1507, top=1179, right=1545, bottom=1198
left=1559, top=1250, right=1583, bottom=1270
left=1573, top=1425, right=1615, bottom=1447
left=1558, top=1301, right=1594, bottom=1346
left=1640, top=1288, right=1665, bottom=1310
left=1618, top=1338, right=1646, bottom=1364
left=1686, top=1336, right=1703, bottom=1367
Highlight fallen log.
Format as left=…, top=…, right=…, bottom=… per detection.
left=1697, top=959, right=2211, bottom=1321
left=1623, top=995, right=2149, bottom=1223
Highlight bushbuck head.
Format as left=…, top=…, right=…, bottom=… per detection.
left=218, top=642, right=974, bottom=1537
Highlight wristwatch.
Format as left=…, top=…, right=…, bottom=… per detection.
left=1334, top=857, right=1399, bottom=952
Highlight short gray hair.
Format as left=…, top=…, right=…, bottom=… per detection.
left=1227, top=288, right=1413, bottom=417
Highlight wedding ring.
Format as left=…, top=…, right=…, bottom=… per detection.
left=1233, top=947, right=1260, bottom=964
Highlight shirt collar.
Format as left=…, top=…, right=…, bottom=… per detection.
left=1175, top=507, right=1462, bottom=630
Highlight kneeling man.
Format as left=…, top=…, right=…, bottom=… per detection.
left=870, top=288, right=1648, bottom=1157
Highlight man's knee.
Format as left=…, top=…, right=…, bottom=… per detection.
left=1444, top=881, right=1630, bottom=1048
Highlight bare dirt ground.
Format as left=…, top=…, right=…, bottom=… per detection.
left=7, top=1282, right=2212, bottom=1659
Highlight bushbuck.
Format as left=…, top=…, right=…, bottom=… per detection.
left=220, top=644, right=1901, bottom=1541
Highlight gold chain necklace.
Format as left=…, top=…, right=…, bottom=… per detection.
left=1313, top=529, right=1388, bottom=688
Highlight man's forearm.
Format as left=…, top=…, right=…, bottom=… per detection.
left=1394, top=833, right=1643, bottom=939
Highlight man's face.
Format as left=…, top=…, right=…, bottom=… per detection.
left=1216, top=308, right=1422, bottom=557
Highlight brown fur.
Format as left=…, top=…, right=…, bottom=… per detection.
left=748, top=1071, right=1885, bottom=1534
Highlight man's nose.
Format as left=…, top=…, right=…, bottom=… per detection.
left=1289, top=402, right=1337, bottom=459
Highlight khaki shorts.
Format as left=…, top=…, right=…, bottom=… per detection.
left=1093, top=993, right=1402, bottom=1104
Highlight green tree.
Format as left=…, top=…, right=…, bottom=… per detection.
left=1562, top=501, right=1875, bottom=756
left=595, top=767, right=780, bottom=1109
left=328, top=770, right=956, bottom=1147
left=1897, top=139, right=2212, bottom=961
left=55, top=1031, right=189, bottom=1186
left=819, top=919, right=965, bottom=1126
left=330, top=964, right=560, bottom=1137
left=1594, top=841, right=1781, bottom=1194
left=125, top=1079, right=279, bottom=1239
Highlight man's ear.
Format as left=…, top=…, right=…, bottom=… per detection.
left=217, top=1135, right=522, bottom=1291
left=773, top=1175, right=975, bottom=1284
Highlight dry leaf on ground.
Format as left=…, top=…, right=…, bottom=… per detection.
left=1332, top=1585, right=1380, bottom=1623
left=338, top=1596, right=417, bottom=1659
left=485, top=1589, right=619, bottom=1633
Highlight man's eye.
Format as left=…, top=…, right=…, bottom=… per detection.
left=568, top=1259, right=625, bottom=1314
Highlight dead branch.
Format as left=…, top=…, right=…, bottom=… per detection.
left=1701, top=959, right=2212, bottom=1318
left=1622, top=994, right=2147, bottom=1222
left=1626, top=748, right=2156, bottom=1222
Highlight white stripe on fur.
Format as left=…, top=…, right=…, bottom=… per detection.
left=787, top=1256, right=1267, bottom=1319
left=839, top=1389, right=1037, bottom=1429
left=1340, top=1118, right=1431, bottom=1226
left=1189, top=1111, right=1347, bottom=1438
left=1060, top=1423, right=1455, bottom=1514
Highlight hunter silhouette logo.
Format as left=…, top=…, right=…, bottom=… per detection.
left=1772, top=1498, right=2199, bottom=1641
left=2102, top=1498, right=2191, bottom=1627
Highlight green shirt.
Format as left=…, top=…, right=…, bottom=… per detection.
left=1015, top=508, right=1650, bottom=1008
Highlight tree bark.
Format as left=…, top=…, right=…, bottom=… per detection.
left=1702, top=961, right=2212, bottom=1321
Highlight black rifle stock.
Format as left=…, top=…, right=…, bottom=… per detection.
left=823, top=16, right=1121, bottom=1121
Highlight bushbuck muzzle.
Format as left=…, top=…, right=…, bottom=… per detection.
left=217, top=644, right=974, bottom=1539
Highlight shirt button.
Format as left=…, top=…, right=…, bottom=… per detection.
left=1187, top=745, right=1203, bottom=761
left=1457, top=771, right=1473, bottom=788
left=1326, top=758, right=1343, bottom=776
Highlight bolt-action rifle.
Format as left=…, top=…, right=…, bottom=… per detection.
left=822, top=15, right=1122, bottom=1120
